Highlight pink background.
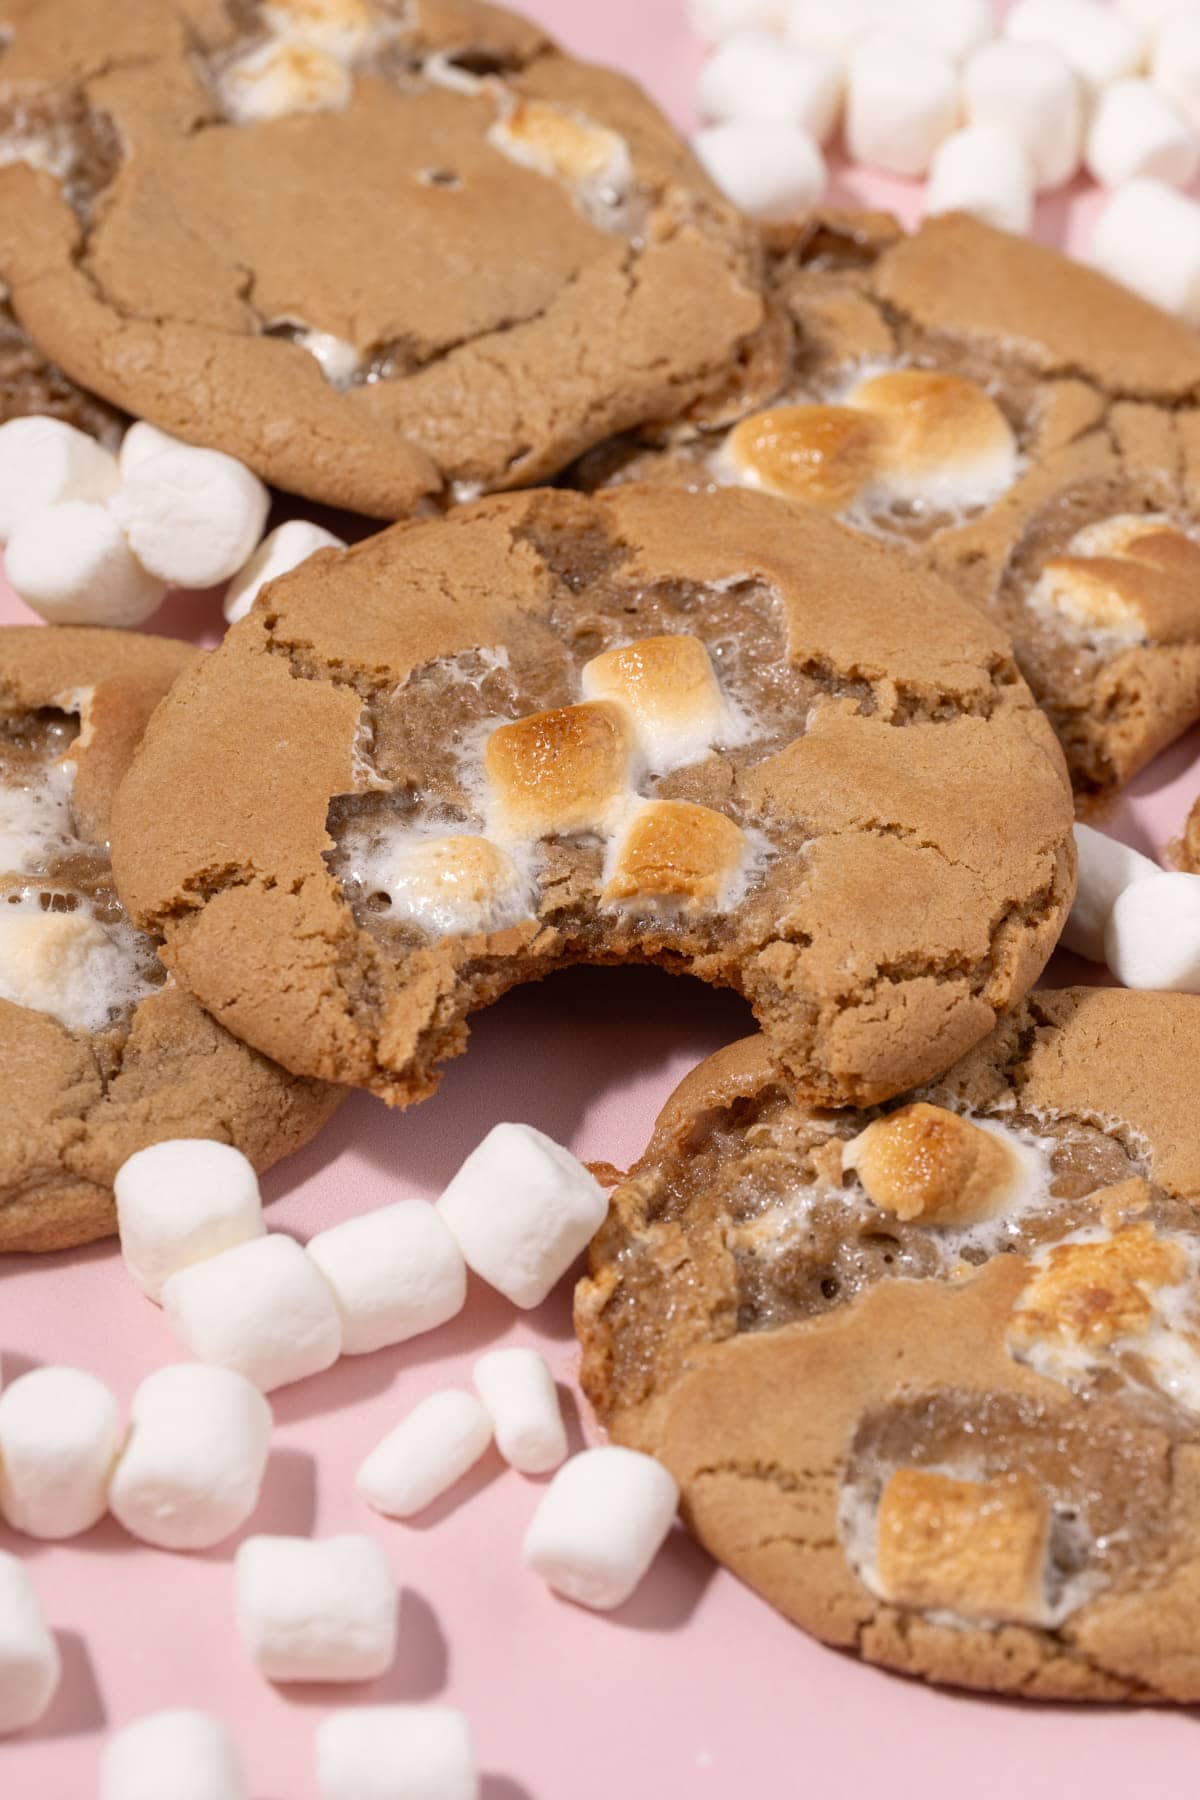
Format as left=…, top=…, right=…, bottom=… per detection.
left=4, top=3, right=1200, bottom=1795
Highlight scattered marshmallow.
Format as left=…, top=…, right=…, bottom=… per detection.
left=5, top=500, right=166, bottom=627
left=223, top=518, right=346, bottom=625
left=688, top=0, right=780, bottom=40
left=925, top=126, right=1034, bottom=235
left=1153, top=8, right=1200, bottom=133
left=110, top=441, right=270, bottom=588
left=886, top=0, right=994, bottom=64
left=0, top=416, right=118, bottom=545
left=782, top=0, right=881, bottom=56
left=1061, top=823, right=1161, bottom=962
left=234, top=1534, right=397, bottom=1682
left=100, top=1710, right=248, bottom=1800
left=316, top=1706, right=479, bottom=1800
left=522, top=1446, right=680, bottom=1612
left=117, top=420, right=181, bottom=479
left=473, top=1347, right=567, bottom=1475
left=845, top=34, right=960, bottom=178
left=436, top=1123, right=608, bottom=1310
left=357, top=1390, right=493, bottom=1519
left=0, top=1551, right=59, bottom=1734
left=1118, top=0, right=1193, bottom=32
left=1090, top=178, right=1200, bottom=321
left=1005, top=0, right=1145, bottom=93
left=696, top=32, right=842, bottom=141
left=963, top=40, right=1083, bottom=190
left=1086, top=79, right=1200, bottom=189
left=161, top=1233, right=342, bottom=1392
left=108, top=1363, right=272, bottom=1551
left=692, top=119, right=826, bottom=219
left=0, top=1366, right=119, bottom=1540
left=306, top=1201, right=467, bottom=1356
left=114, top=1139, right=265, bottom=1303
left=1105, top=871, right=1200, bottom=991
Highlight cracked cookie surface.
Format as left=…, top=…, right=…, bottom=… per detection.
left=0, top=0, right=763, bottom=516
left=577, top=988, right=1200, bottom=1700
left=0, top=626, right=341, bottom=1253
left=575, top=209, right=1200, bottom=807
left=110, top=484, right=1074, bottom=1109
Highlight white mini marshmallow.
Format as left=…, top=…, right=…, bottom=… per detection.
left=117, top=420, right=182, bottom=478
left=1118, top=0, right=1195, bottom=32
left=1090, top=178, right=1200, bottom=321
left=218, top=39, right=353, bottom=124
left=161, top=1234, right=342, bottom=1392
left=0, top=1551, right=59, bottom=1734
left=223, top=519, right=345, bottom=624
left=5, top=501, right=166, bottom=627
left=1005, top=0, right=1145, bottom=92
left=0, top=416, right=119, bottom=545
left=691, top=120, right=826, bottom=219
left=0, top=900, right=154, bottom=1032
left=845, top=34, right=960, bottom=177
left=115, top=1138, right=265, bottom=1303
left=1154, top=9, right=1200, bottom=131
left=111, top=443, right=270, bottom=589
left=1105, top=871, right=1200, bottom=991
left=316, top=1706, right=478, bottom=1800
left=306, top=1201, right=466, bottom=1356
left=100, top=1710, right=248, bottom=1800
left=925, top=125, right=1034, bottom=235
left=357, top=1390, right=493, bottom=1519
left=108, top=1363, right=272, bottom=1551
left=437, top=1123, right=608, bottom=1310
left=473, top=1347, right=567, bottom=1475
left=235, top=1534, right=397, bottom=1682
left=0, top=1366, right=119, bottom=1540
left=697, top=32, right=843, bottom=141
left=963, top=40, right=1083, bottom=190
left=688, top=0, right=779, bottom=40
left=886, top=0, right=994, bottom=63
left=522, top=1446, right=680, bottom=1612
left=782, top=0, right=880, bottom=55
left=1061, top=824, right=1160, bottom=962
left=1086, top=79, right=1200, bottom=188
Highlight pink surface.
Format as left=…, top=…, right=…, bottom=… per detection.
left=4, top=4, right=1200, bottom=1796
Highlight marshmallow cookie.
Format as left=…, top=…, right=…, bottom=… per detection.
left=0, top=628, right=341, bottom=1252
left=578, top=988, right=1200, bottom=1700
left=111, top=486, right=1074, bottom=1109
left=1178, top=797, right=1200, bottom=874
left=577, top=209, right=1200, bottom=805
left=0, top=0, right=763, bottom=519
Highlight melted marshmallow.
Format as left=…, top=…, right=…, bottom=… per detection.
left=343, top=826, right=535, bottom=938
left=0, top=895, right=156, bottom=1033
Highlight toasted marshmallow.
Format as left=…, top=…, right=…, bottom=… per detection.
left=581, top=635, right=736, bottom=773
left=874, top=1468, right=1051, bottom=1625
left=217, top=40, right=353, bottom=124
left=722, top=404, right=885, bottom=509
left=346, top=828, right=534, bottom=938
left=485, top=701, right=633, bottom=842
left=262, top=0, right=376, bottom=57
left=1010, top=1222, right=1187, bottom=1356
left=843, top=1103, right=1028, bottom=1227
left=1031, top=514, right=1200, bottom=645
left=603, top=800, right=748, bottom=916
left=488, top=99, right=632, bottom=227
left=0, top=766, right=74, bottom=875
left=846, top=369, right=1018, bottom=511
left=0, top=899, right=153, bottom=1033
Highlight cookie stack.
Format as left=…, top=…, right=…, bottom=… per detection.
left=1, top=0, right=1199, bottom=1704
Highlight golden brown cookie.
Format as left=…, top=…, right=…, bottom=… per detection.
left=576, top=209, right=1200, bottom=806
left=0, top=626, right=341, bottom=1253
left=0, top=0, right=763, bottom=517
left=111, top=485, right=1074, bottom=1110
left=577, top=989, right=1200, bottom=1701
left=1177, top=795, right=1200, bottom=873
left=0, top=294, right=123, bottom=442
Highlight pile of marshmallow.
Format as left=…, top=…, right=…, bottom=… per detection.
left=690, top=0, right=1200, bottom=323
left=1063, top=820, right=1200, bottom=986
left=0, top=414, right=344, bottom=629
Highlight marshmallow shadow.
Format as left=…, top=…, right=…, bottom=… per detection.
left=20, top=1628, right=105, bottom=1738
left=481, top=1778, right=536, bottom=1800
left=601, top=1527, right=716, bottom=1635
left=278, top=1584, right=449, bottom=1708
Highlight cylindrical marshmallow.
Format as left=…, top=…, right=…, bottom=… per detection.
left=114, top=1138, right=265, bottom=1303
left=1086, top=79, right=1200, bottom=189
left=696, top=32, right=843, bottom=141
left=0, top=1551, right=60, bottom=1735
left=316, top=1706, right=479, bottom=1800
left=100, top=1709, right=248, bottom=1800
left=118, top=420, right=184, bottom=478
left=473, top=1347, right=567, bottom=1475
left=688, top=0, right=780, bottom=41
left=1004, top=0, right=1145, bottom=92
left=305, top=1200, right=466, bottom=1356
left=925, top=126, right=1034, bottom=236
left=845, top=34, right=960, bottom=177
left=782, top=0, right=881, bottom=55
left=963, top=40, right=1083, bottom=190
left=881, top=0, right=993, bottom=63
left=5, top=500, right=166, bottom=627
left=0, top=1366, right=119, bottom=1540
left=436, top=1122, right=608, bottom=1310
left=691, top=120, right=826, bottom=219
left=356, top=1390, right=493, bottom=1519
left=223, top=519, right=346, bottom=624
left=1104, top=871, right=1200, bottom=991
left=1090, top=178, right=1200, bottom=321
left=522, top=1446, right=680, bottom=1612
left=1155, top=9, right=1200, bottom=132
left=108, top=1363, right=272, bottom=1551
left=1060, top=823, right=1160, bottom=962
left=161, top=1233, right=342, bottom=1392
left=0, top=415, right=119, bottom=544
left=234, top=1534, right=398, bottom=1682
left=1118, top=0, right=1194, bottom=32
left=110, top=442, right=270, bottom=588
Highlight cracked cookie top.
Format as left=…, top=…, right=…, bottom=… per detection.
left=0, top=626, right=340, bottom=1254
left=0, top=0, right=763, bottom=516
left=576, top=987, right=1200, bottom=1702
left=110, top=484, right=1074, bottom=1110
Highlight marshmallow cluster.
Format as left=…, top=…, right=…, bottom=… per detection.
left=1060, top=821, right=1200, bottom=993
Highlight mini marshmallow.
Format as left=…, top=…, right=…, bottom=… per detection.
left=1090, top=179, right=1200, bottom=321
left=0, top=900, right=153, bottom=1032
left=100, top=1710, right=248, bottom=1800
left=581, top=635, right=736, bottom=773
left=484, top=701, right=633, bottom=841
left=963, top=40, right=1083, bottom=190
left=0, top=1366, right=119, bottom=1540
left=845, top=34, right=959, bottom=178
left=884, top=0, right=993, bottom=63
left=345, top=829, right=534, bottom=940
left=522, top=1446, right=679, bottom=1611
left=306, top=1201, right=467, bottom=1355
left=235, top=1534, right=397, bottom=1682
left=437, top=1123, right=608, bottom=1310
left=473, top=1347, right=567, bottom=1475
left=117, top=420, right=182, bottom=478
left=218, top=39, right=352, bottom=124
left=488, top=101, right=632, bottom=227
left=161, top=1233, right=342, bottom=1392
left=115, top=1138, right=265, bottom=1302
left=846, top=368, right=1018, bottom=511
left=1105, top=871, right=1200, bottom=991
left=691, top=120, right=826, bottom=220
left=0, top=416, right=119, bottom=545
left=1005, top=0, right=1145, bottom=93
left=1155, top=9, right=1200, bottom=132
left=111, top=442, right=270, bottom=589
left=782, top=0, right=881, bottom=56
left=108, top=1363, right=272, bottom=1551
left=5, top=501, right=166, bottom=627
left=263, top=0, right=378, bottom=57
left=0, top=1551, right=59, bottom=1734
left=603, top=799, right=749, bottom=915
left=843, top=1104, right=1025, bottom=1227
left=874, top=1468, right=1050, bottom=1625
left=1061, top=823, right=1160, bottom=962
left=1118, top=0, right=1196, bottom=32
left=688, top=0, right=780, bottom=41
left=696, top=33, right=843, bottom=141
left=1086, top=79, right=1200, bottom=189
left=357, top=1390, right=493, bottom=1519
left=223, top=519, right=345, bottom=624
left=925, top=126, right=1034, bottom=236
left=316, top=1706, right=479, bottom=1800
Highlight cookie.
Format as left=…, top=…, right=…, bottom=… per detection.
left=0, top=626, right=341, bottom=1253
left=1178, top=796, right=1200, bottom=873
left=0, top=0, right=763, bottom=518
left=0, top=294, right=124, bottom=443
left=110, top=484, right=1074, bottom=1111
left=577, top=988, right=1200, bottom=1701
left=576, top=209, right=1200, bottom=806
